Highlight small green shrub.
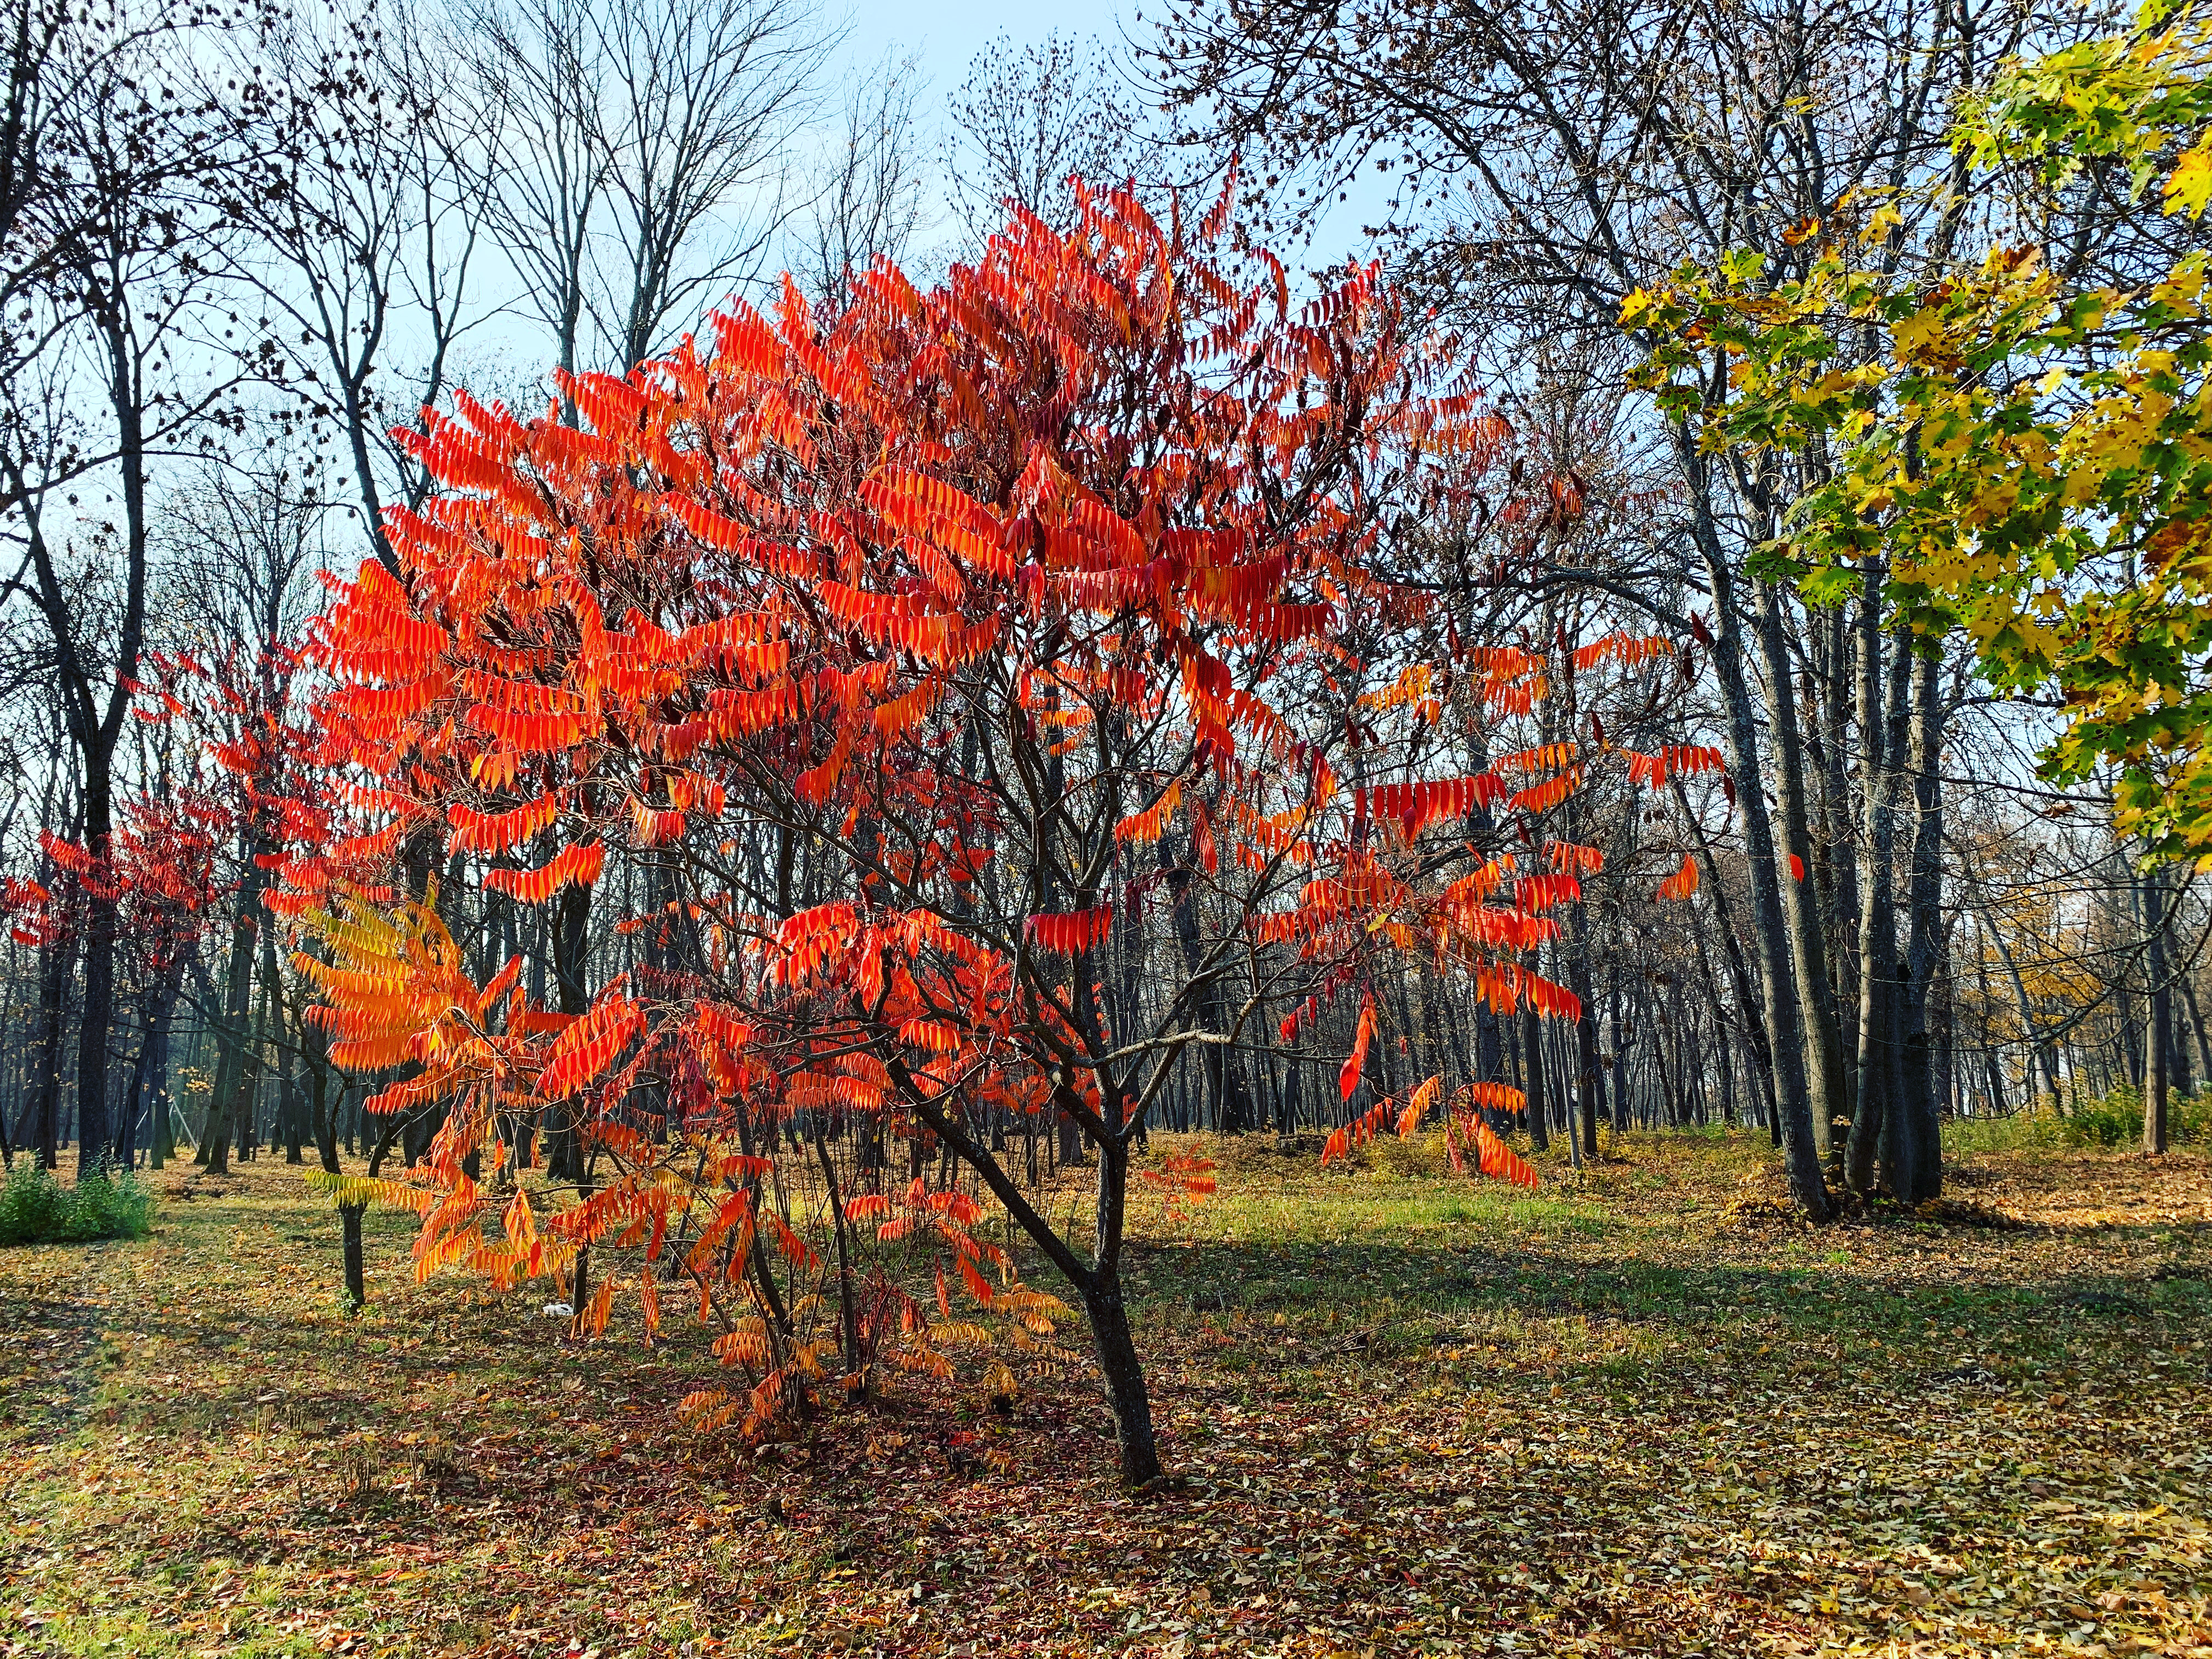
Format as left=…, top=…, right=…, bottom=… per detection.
left=0, top=1158, right=154, bottom=1245
left=2062, top=1087, right=2142, bottom=1149
left=1949, top=1086, right=2209, bottom=1154
left=2051, top=1085, right=2209, bottom=1148
left=0, top=1158, right=71, bottom=1243
left=2185, top=1092, right=2212, bottom=1141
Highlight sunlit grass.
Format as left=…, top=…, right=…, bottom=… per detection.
left=1, top=1131, right=2204, bottom=1656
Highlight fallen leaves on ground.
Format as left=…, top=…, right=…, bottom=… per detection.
left=0, top=1135, right=2204, bottom=1657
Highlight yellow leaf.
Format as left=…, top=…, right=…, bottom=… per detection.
left=1859, top=202, right=1903, bottom=245
left=2164, top=138, right=2212, bottom=219
left=1892, top=306, right=1944, bottom=361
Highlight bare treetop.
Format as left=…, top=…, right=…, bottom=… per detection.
left=944, top=31, right=1144, bottom=236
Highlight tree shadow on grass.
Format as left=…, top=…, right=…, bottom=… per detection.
left=1119, top=1229, right=2211, bottom=1389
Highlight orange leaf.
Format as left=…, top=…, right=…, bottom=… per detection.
left=541, top=991, right=642, bottom=1099
left=484, top=840, right=605, bottom=905
left=1339, top=995, right=1377, bottom=1101
left=1471, top=1118, right=1539, bottom=1189
left=1655, top=853, right=1699, bottom=902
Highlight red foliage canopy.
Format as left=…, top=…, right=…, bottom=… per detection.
left=281, top=190, right=1651, bottom=1469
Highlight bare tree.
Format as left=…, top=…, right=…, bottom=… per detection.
left=943, top=32, right=1144, bottom=235
left=234, top=0, right=501, bottom=572
left=467, top=0, right=836, bottom=382
left=793, top=47, right=929, bottom=311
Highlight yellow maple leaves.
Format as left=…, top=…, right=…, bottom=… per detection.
left=2166, top=134, right=2212, bottom=216
left=1623, top=2, right=2212, bottom=852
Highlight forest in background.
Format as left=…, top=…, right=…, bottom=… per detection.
left=0, top=0, right=2209, bottom=1528
left=4, top=0, right=2204, bottom=1182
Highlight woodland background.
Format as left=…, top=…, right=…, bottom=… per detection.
left=0, top=0, right=2209, bottom=1654
left=1, top=0, right=2207, bottom=1194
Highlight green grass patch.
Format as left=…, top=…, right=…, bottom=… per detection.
left=0, top=1157, right=154, bottom=1246
left=1949, top=1086, right=2212, bottom=1156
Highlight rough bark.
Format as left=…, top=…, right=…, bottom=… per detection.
left=1895, top=649, right=1946, bottom=1203
left=1751, top=581, right=1846, bottom=1162
left=1683, top=442, right=1831, bottom=1221
left=2145, top=861, right=2171, bottom=1155
left=1849, top=629, right=1911, bottom=1194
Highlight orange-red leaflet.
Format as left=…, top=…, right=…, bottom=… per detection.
left=1339, top=994, right=1378, bottom=1101
left=1656, top=853, right=1699, bottom=902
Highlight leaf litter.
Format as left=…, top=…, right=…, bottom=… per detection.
left=0, top=1134, right=2201, bottom=1658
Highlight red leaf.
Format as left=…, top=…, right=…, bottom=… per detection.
left=1339, top=995, right=1377, bottom=1101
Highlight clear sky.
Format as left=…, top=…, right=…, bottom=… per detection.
left=831, top=0, right=1388, bottom=275
left=834, top=0, right=1135, bottom=99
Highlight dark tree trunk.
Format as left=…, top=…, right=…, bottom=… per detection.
left=815, top=1127, right=864, bottom=1391
left=201, top=859, right=268, bottom=1174
left=74, top=773, right=119, bottom=1172
left=1519, top=998, right=1547, bottom=1160
left=340, top=1204, right=368, bottom=1310
left=28, top=930, right=71, bottom=1170
left=1681, top=462, right=1831, bottom=1220
left=1849, top=633, right=1911, bottom=1194
left=1752, top=581, right=1846, bottom=1163
left=1082, top=1275, right=1161, bottom=1487
left=547, top=877, right=593, bottom=1182
left=1895, top=650, right=1946, bottom=1202
left=2145, top=862, right=2171, bottom=1154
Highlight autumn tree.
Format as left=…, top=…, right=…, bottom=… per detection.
left=281, top=191, right=1615, bottom=1487
left=1622, top=0, right=2212, bottom=1163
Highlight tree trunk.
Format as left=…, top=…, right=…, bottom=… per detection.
left=546, top=877, right=593, bottom=1182
left=815, top=1126, right=864, bottom=1392
left=150, top=1006, right=177, bottom=1170
left=2145, top=861, right=2171, bottom=1154
left=201, top=859, right=268, bottom=1173
left=119, top=991, right=168, bottom=1170
left=1987, top=900, right=2062, bottom=1109
left=340, top=1202, right=369, bottom=1310
left=1849, top=630, right=1911, bottom=1194
left=1519, top=998, right=1547, bottom=1159
left=1819, top=595, right=1861, bottom=1129
left=2182, top=972, right=2212, bottom=1095
left=1895, top=649, right=1946, bottom=1202
left=1566, top=932, right=1601, bottom=1158
left=29, top=930, right=71, bottom=1171
left=73, top=768, right=120, bottom=1172
left=1082, top=1274, right=1162, bottom=1488
left=1683, top=473, right=1831, bottom=1221
left=1752, top=581, right=1846, bottom=1163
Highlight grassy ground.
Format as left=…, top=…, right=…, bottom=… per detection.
left=0, top=1129, right=2204, bottom=1658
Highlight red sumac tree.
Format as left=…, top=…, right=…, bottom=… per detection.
left=286, top=191, right=1587, bottom=1487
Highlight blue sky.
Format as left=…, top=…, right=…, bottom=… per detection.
left=836, top=0, right=1134, bottom=99
left=830, top=0, right=1389, bottom=274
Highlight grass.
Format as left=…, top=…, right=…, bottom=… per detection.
left=0, top=1157, right=154, bottom=1246
left=0, top=1131, right=2205, bottom=1657
left=1946, top=1087, right=2212, bottom=1158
